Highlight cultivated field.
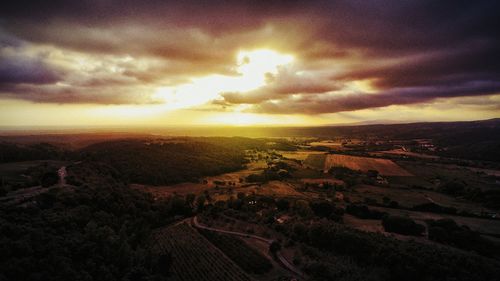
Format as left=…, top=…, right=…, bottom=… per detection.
left=351, top=184, right=493, bottom=215
left=309, top=141, right=343, bottom=148
left=324, top=154, right=412, bottom=176
left=154, top=223, right=251, bottom=281
left=247, top=181, right=304, bottom=197
left=370, top=149, right=439, bottom=159
left=131, top=183, right=211, bottom=197
left=398, top=161, right=499, bottom=191
left=301, top=178, right=343, bottom=186
left=368, top=205, right=500, bottom=238
left=204, top=160, right=267, bottom=187
left=304, top=153, right=327, bottom=170
left=281, top=150, right=327, bottom=161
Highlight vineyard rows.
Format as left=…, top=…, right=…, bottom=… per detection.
left=199, top=229, right=273, bottom=274
left=154, top=223, right=252, bottom=281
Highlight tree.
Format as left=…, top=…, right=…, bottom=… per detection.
left=41, top=171, right=59, bottom=187
left=294, top=200, right=312, bottom=217
left=269, top=241, right=281, bottom=254
left=276, top=198, right=290, bottom=211
left=310, top=200, right=334, bottom=218
left=185, top=193, right=196, bottom=208
left=196, top=195, right=206, bottom=211
left=0, top=186, right=6, bottom=197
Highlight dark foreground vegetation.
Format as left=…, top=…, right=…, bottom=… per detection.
left=0, top=169, right=180, bottom=281
left=427, top=218, right=500, bottom=257
left=295, top=221, right=500, bottom=281
left=0, top=142, right=70, bottom=163
left=205, top=194, right=500, bottom=281
left=1, top=125, right=500, bottom=281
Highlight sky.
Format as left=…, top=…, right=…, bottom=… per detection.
left=1, top=0, right=499, bottom=127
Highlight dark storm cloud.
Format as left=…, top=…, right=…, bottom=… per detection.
left=0, top=54, right=62, bottom=85
left=335, top=42, right=500, bottom=89
left=250, top=81, right=500, bottom=114
left=0, top=0, right=499, bottom=110
left=4, top=0, right=497, bottom=56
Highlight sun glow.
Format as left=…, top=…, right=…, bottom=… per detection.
left=154, top=49, right=294, bottom=110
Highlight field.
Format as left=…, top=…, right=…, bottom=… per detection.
left=281, top=150, right=327, bottom=161
left=367, top=205, right=500, bottom=238
left=301, top=178, right=343, bottom=186
left=304, top=153, right=327, bottom=170
left=370, top=149, right=439, bottom=159
left=245, top=181, right=304, bottom=197
left=324, top=154, right=412, bottom=176
left=154, top=223, right=251, bottom=281
left=204, top=160, right=267, bottom=187
left=198, top=229, right=273, bottom=274
left=131, top=183, right=211, bottom=197
left=351, top=184, right=494, bottom=215
left=0, top=160, right=67, bottom=188
left=0, top=161, right=38, bottom=184
left=397, top=161, right=499, bottom=191
left=309, top=141, right=343, bottom=148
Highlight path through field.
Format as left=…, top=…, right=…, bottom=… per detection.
left=1, top=165, right=70, bottom=206
left=58, top=166, right=67, bottom=185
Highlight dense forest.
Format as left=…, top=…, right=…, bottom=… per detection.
left=0, top=137, right=298, bottom=190
left=0, top=142, right=70, bottom=163
left=0, top=165, right=187, bottom=281
left=79, top=140, right=249, bottom=185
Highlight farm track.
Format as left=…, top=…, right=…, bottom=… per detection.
left=191, top=216, right=305, bottom=279
left=1, top=165, right=69, bottom=206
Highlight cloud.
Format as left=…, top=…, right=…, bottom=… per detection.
left=0, top=53, right=62, bottom=85
left=335, top=42, right=500, bottom=89
left=249, top=81, right=500, bottom=114
left=222, top=66, right=342, bottom=104
left=0, top=0, right=498, bottom=113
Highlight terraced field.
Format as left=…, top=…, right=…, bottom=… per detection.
left=154, top=224, right=251, bottom=281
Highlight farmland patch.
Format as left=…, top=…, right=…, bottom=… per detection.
left=324, top=154, right=412, bottom=176
left=154, top=223, right=251, bottom=281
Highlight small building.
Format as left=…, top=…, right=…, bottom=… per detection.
left=275, top=214, right=291, bottom=224
left=335, top=192, right=344, bottom=201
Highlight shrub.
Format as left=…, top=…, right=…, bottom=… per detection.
left=427, top=219, right=499, bottom=257
left=382, top=215, right=425, bottom=236
left=269, top=241, right=281, bottom=254
left=310, top=200, right=335, bottom=218
left=346, top=204, right=386, bottom=219
left=41, top=171, right=59, bottom=187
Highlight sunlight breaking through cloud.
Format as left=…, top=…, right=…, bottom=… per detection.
left=153, top=49, right=293, bottom=110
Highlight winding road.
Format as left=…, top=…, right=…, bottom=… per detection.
left=191, top=216, right=305, bottom=279
left=1, top=165, right=69, bottom=206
